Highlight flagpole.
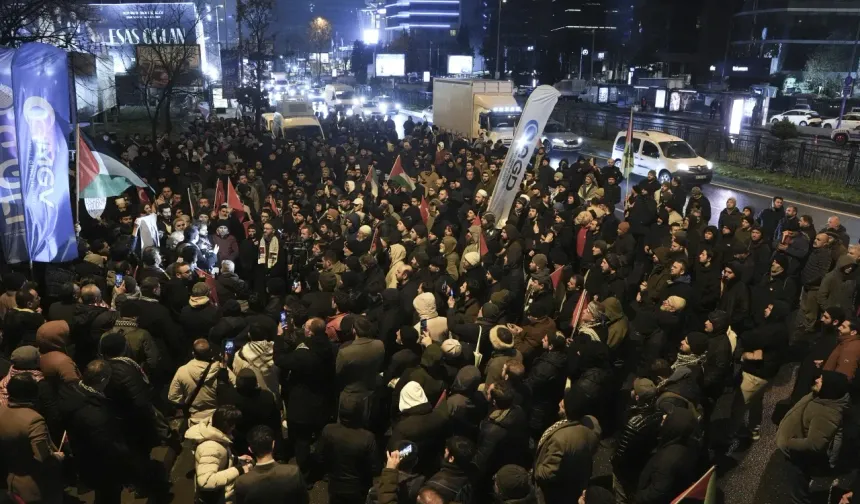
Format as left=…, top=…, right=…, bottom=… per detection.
left=75, top=124, right=80, bottom=225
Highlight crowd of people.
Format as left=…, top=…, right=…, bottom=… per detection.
left=0, top=109, right=858, bottom=504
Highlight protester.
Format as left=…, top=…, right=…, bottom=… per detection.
left=1, top=107, right=856, bottom=504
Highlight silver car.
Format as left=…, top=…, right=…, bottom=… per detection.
left=541, top=120, right=583, bottom=152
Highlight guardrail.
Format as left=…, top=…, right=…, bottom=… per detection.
left=551, top=108, right=860, bottom=186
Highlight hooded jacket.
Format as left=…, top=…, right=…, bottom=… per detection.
left=474, top=405, right=532, bottom=479
left=385, top=243, right=407, bottom=289
left=232, top=340, right=280, bottom=405
left=185, top=419, right=241, bottom=504
left=413, top=292, right=448, bottom=342
left=635, top=408, right=698, bottom=504
left=441, top=236, right=461, bottom=281
left=822, top=328, right=860, bottom=381
left=444, top=365, right=486, bottom=439
left=777, top=371, right=850, bottom=466
left=525, top=349, right=567, bottom=433
left=318, top=396, right=380, bottom=496
left=484, top=327, right=523, bottom=387
left=602, top=297, right=629, bottom=350
left=818, top=255, right=857, bottom=312
left=36, top=321, right=81, bottom=384
left=704, top=311, right=733, bottom=398
left=739, top=301, right=789, bottom=379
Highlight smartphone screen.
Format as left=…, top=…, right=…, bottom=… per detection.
left=292, top=280, right=300, bottom=290
left=115, top=273, right=124, bottom=287
left=420, top=319, right=428, bottom=333
left=399, top=444, right=413, bottom=457
left=280, top=311, right=288, bottom=328
left=448, top=288, right=454, bottom=298
left=224, top=340, right=236, bottom=355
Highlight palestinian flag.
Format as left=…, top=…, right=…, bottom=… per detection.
left=387, top=155, right=415, bottom=192
left=472, top=215, right=488, bottom=257
left=366, top=166, right=379, bottom=198
left=419, top=196, right=430, bottom=225
left=550, top=266, right=564, bottom=290
left=78, top=129, right=149, bottom=199
left=671, top=466, right=717, bottom=504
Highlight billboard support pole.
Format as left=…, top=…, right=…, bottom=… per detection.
left=69, top=55, right=80, bottom=225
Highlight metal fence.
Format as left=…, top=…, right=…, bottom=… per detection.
left=551, top=108, right=860, bottom=186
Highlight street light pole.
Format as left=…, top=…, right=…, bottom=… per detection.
left=579, top=48, right=583, bottom=79
left=590, top=29, right=595, bottom=81
left=495, top=0, right=503, bottom=79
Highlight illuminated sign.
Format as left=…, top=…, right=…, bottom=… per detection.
left=655, top=89, right=666, bottom=109
left=732, top=66, right=749, bottom=72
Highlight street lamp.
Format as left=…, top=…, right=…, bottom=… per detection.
left=495, top=0, right=506, bottom=79
left=579, top=48, right=588, bottom=79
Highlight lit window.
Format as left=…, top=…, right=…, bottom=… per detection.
left=450, top=29, right=457, bottom=36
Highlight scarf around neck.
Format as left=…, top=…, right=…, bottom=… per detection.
left=258, top=235, right=280, bottom=269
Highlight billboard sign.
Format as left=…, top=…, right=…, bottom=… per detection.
left=447, top=55, right=473, bottom=75
left=375, top=54, right=405, bottom=77
left=220, top=49, right=239, bottom=98
left=80, top=3, right=210, bottom=79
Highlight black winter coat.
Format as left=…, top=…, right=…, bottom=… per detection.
left=275, top=335, right=336, bottom=426
left=179, top=303, right=222, bottom=341
left=525, top=351, right=567, bottom=432
left=58, top=383, right=131, bottom=484
left=389, top=403, right=449, bottom=476
left=0, top=309, right=45, bottom=355
left=473, top=406, right=532, bottom=479
left=105, top=358, right=157, bottom=450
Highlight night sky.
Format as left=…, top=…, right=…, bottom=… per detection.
left=274, top=0, right=363, bottom=45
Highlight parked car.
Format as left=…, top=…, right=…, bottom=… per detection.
left=421, top=105, right=433, bottom=123
left=610, top=130, right=713, bottom=185
left=830, top=124, right=860, bottom=145
left=541, top=120, right=583, bottom=152
left=770, top=109, right=822, bottom=127
left=361, top=96, right=402, bottom=118
left=821, top=113, right=860, bottom=129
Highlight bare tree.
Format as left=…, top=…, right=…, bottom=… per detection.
left=241, top=0, right=274, bottom=129
left=0, top=0, right=96, bottom=50
left=307, top=17, right=332, bottom=82
left=119, top=2, right=206, bottom=139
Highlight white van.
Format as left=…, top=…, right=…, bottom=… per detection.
left=262, top=113, right=325, bottom=140
left=611, top=130, right=713, bottom=185
left=323, top=84, right=359, bottom=115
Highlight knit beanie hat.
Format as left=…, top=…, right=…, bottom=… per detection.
left=359, top=225, right=372, bottom=236
left=399, top=326, right=420, bottom=346
left=399, top=381, right=428, bottom=412
left=440, top=339, right=462, bottom=357
left=10, top=346, right=40, bottom=370
left=480, top=302, right=501, bottom=321
left=531, top=254, right=547, bottom=270
left=494, top=465, right=532, bottom=500
left=633, top=378, right=657, bottom=400
left=685, top=332, right=709, bottom=355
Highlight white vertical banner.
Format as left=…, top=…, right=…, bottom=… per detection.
left=486, top=85, right=560, bottom=228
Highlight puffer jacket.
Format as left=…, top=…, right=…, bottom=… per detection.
left=232, top=340, right=280, bottom=404
left=525, top=350, right=567, bottom=434
left=185, top=419, right=242, bottom=504
left=413, top=292, right=448, bottom=342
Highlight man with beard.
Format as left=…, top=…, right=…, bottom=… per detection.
left=756, top=196, right=785, bottom=241
left=795, top=233, right=833, bottom=341
left=255, top=222, right=285, bottom=294
left=750, top=256, right=797, bottom=327
left=748, top=225, right=773, bottom=282
left=718, top=262, right=750, bottom=331
left=693, top=248, right=721, bottom=324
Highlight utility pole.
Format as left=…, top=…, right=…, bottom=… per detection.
left=837, top=16, right=860, bottom=128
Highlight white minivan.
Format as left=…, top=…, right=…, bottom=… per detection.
left=611, top=130, right=713, bottom=185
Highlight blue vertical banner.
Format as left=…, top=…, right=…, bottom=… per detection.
left=0, top=48, right=28, bottom=263
left=12, top=43, right=77, bottom=263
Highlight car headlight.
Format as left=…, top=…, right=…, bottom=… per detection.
left=335, top=99, right=342, bottom=104
left=551, top=138, right=565, bottom=146
left=359, top=96, right=366, bottom=104
left=577, top=137, right=583, bottom=143
left=346, top=108, right=354, bottom=116
left=677, top=163, right=689, bottom=171
left=379, top=103, right=388, bottom=114
left=707, top=161, right=713, bottom=169
left=395, top=103, right=402, bottom=110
